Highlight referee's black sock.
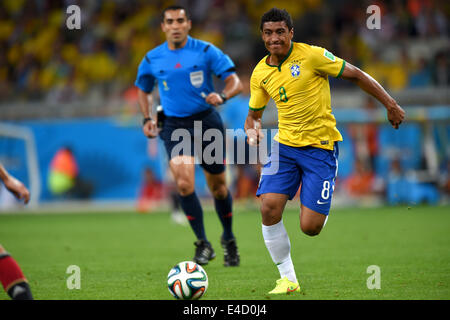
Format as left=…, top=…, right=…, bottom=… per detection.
left=214, top=190, right=234, bottom=241
left=178, top=192, right=207, bottom=241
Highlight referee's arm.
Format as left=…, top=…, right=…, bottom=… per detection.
left=137, top=88, right=158, bottom=138
left=205, top=73, right=243, bottom=107
left=222, top=73, right=243, bottom=101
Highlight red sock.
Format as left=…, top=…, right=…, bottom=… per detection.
left=0, top=255, right=27, bottom=292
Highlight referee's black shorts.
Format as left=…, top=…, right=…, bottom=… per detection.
left=159, top=108, right=226, bottom=174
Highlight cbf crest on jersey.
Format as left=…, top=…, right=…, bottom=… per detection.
left=289, top=61, right=301, bottom=78
left=190, top=70, right=204, bottom=88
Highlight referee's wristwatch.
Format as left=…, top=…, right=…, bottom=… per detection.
left=142, top=117, right=152, bottom=126
left=219, top=92, right=228, bottom=104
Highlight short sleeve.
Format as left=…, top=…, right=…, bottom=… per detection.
left=206, top=44, right=236, bottom=79
left=248, top=69, right=270, bottom=111
left=135, top=55, right=156, bottom=93
left=309, top=46, right=346, bottom=78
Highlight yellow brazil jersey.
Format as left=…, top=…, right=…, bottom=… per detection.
left=249, top=42, right=346, bottom=150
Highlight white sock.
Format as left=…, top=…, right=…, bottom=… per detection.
left=262, top=220, right=298, bottom=283
left=323, top=215, right=329, bottom=227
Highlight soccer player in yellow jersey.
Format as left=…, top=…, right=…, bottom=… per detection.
left=245, top=8, right=405, bottom=294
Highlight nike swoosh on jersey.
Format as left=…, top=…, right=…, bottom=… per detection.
left=317, top=200, right=329, bottom=205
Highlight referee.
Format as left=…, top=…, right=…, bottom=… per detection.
left=135, top=5, right=243, bottom=267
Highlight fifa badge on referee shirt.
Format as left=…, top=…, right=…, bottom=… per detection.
left=190, top=71, right=204, bottom=88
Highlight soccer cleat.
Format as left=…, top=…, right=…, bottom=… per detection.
left=193, top=240, right=216, bottom=265
left=268, top=277, right=301, bottom=294
left=221, top=237, right=240, bottom=267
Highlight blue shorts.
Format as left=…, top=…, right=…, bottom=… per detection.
left=256, top=141, right=339, bottom=215
left=159, top=108, right=226, bottom=174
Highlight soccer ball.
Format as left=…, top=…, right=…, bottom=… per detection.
left=167, top=261, right=208, bottom=300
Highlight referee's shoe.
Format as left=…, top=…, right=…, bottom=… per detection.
left=193, top=240, right=216, bottom=265
left=221, top=237, right=240, bottom=267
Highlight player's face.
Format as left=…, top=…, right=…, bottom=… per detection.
left=161, top=9, right=191, bottom=48
left=261, top=21, right=293, bottom=56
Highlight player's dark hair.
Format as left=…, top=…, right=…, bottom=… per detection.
left=162, top=5, right=190, bottom=21
left=260, top=8, right=293, bottom=31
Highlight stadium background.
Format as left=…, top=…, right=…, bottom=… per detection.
left=0, top=0, right=448, bottom=211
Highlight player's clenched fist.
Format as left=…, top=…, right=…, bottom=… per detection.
left=245, top=118, right=264, bottom=146
left=386, top=102, right=405, bottom=129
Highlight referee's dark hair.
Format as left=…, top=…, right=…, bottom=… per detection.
left=162, top=5, right=190, bottom=21
left=260, top=8, right=293, bottom=31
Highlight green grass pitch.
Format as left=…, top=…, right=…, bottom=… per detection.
left=0, top=205, right=449, bottom=300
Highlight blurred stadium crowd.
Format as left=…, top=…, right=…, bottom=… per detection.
left=0, top=0, right=448, bottom=104
left=0, top=0, right=448, bottom=209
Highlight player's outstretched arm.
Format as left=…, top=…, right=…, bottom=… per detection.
left=244, top=109, right=265, bottom=146
left=205, top=73, right=243, bottom=106
left=137, top=88, right=158, bottom=138
left=340, top=62, right=405, bottom=129
left=0, top=164, right=30, bottom=204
